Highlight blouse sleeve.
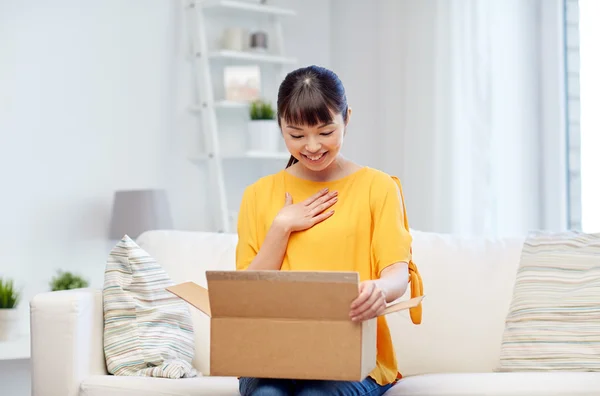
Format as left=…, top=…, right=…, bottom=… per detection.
left=236, top=184, right=259, bottom=271
left=371, top=174, right=413, bottom=277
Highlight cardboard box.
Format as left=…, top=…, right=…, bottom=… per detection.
left=167, top=270, right=423, bottom=381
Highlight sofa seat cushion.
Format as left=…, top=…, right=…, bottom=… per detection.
left=80, top=372, right=600, bottom=396
left=79, top=375, right=239, bottom=396
left=385, top=372, right=600, bottom=395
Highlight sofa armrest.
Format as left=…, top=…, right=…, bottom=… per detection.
left=30, top=288, right=107, bottom=396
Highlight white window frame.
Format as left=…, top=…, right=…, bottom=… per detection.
left=565, top=0, right=582, bottom=230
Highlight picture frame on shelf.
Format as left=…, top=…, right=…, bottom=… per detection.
left=224, top=65, right=261, bottom=102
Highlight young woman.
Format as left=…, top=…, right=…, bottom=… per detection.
left=236, top=65, right=423, bottom=396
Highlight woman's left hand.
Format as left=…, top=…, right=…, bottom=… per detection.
left=349, top=280, right=387, bottom=322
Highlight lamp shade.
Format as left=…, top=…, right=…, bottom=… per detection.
left=109, top=189, right=173, bottom=240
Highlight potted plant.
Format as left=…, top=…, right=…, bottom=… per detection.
left=0, top=277, right=20, bottom=341
left=50, top=270, right=89, bottom=291
left=247, top=99, right=280, bottom=153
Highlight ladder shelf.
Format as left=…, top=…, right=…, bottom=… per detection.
left=185, top=0, right=296, bottom=233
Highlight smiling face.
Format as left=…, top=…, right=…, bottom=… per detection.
left=276, top=66, right=351, bottom=174
left=281, top=111, right=348, bottom=173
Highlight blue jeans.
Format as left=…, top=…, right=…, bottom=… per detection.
left=239, top=376, right=394, bottom=396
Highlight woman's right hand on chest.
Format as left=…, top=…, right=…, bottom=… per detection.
left=273, top=188, right=338, bottom=233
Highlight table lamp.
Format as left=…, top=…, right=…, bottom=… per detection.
left=109, top=189, right=173, bottom=240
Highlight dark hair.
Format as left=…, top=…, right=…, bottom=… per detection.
left=277, top=65, right=349, bottom=168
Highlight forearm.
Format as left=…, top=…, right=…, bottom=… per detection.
left=246, top=220, right=291, bottom=270
left=376, top=262, right=409, bottom=303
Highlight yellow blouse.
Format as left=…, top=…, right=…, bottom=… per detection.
left=235, top=166, right=423, bottom=385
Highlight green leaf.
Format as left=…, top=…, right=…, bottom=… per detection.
left=249, top=100, right=275, bottom=120
left=0, top=277, right=20, bottom=309
left=50, top=270, right=89, bottom=292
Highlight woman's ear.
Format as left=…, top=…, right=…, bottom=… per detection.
left=343, top=107, right=352, bottom=136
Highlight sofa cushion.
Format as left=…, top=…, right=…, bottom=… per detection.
left=387, top=230, right=525, bottom=376
left=385, top=372, right=600, bottom=395
left=79, top=372, right=600, bottom=396
left=79, top=375, right=239, bottom=396
left=103, top=235, right=196, bottom=378
left=498, top=231, right=600, bottom=372
left=136, top=230, right=238, bottom=375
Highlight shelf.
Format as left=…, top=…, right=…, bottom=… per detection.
left=190, top=101, right=250, bottom=112
left=209, top=50, right=296, bottom=65
left=200, top=0, right=297, bottom=16
left=190, top=151, right=290, bottom=163
left=0, top=335, right=30, bottom=361
left=246, top=150, right=289, bottom=159
left=215, top=100, right=250, bottom=109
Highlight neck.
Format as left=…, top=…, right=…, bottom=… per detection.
left=297, top=155, right=347, bottom=182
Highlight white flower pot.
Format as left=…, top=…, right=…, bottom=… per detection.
left=247, top=120, right=280, bottom=153
left=0, top=309, right=19, bottom=341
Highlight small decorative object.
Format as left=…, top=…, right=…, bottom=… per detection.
left=221, top=27, right=245, bottom=51
left=247, top=100, right=280, bottom=153
left=224, top=65, right=261, bottom=102
left=109, top=189, right=173, bottom=240
left=0, top=277, right=20, bottom=341
left=249, top=31, right=268, bottom=52
left=50, top=270, right=90, bottom=292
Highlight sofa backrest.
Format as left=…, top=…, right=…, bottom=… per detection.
left=136, top=229, right=525, bottom=377
left=388, top=230, right=524, bottom=376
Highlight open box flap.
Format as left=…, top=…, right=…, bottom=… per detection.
left=380, top=295, right=425, bottom=316
left=166, top=281, right=211, bottom=317
left=167, top=274, right=425, bottom=320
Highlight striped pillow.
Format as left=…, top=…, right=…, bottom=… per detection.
left=498, top=231, right=600, bottom=371
left=103, top=235, right=197, bottom=378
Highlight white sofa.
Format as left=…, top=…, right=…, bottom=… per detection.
left=30, top=229, right=600, bottom=396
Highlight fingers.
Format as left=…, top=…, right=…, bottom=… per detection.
left=350, top=283, right=386, bottom=322
left=284, top=192, right=293, bottom=206
left=309, top=194, right=338, bottom=216
left=350, top=282, right=374, bottom=311
left=310, top=209, right=335, bottom=226
left=351, top=297, right=385, bottom=322
left=351, top=295, right=385, bottom=322
left=303, top=188, right=331, bottom=206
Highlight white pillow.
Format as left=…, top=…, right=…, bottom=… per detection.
left=103, top=235, right=197, bottom=378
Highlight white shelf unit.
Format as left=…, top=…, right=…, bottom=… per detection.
left=189, top=101, right=248, bottom=111
left=185, top=0, right=296, bottom=232
left=190, top=150, right=289, bottom=164
left=0, top=336, right=30, bottom=361
left=208, top=49, right=296, bottom=64
left=200, top=0, right=297, bottom=17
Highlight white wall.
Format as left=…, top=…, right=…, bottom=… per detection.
left=0, top=1, right=331, bottom=393
left=0, top=1, right=181, bottom=394
left=328, top=2, right=383, bottom=170
left=0, top=0, right=177, bottom=325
